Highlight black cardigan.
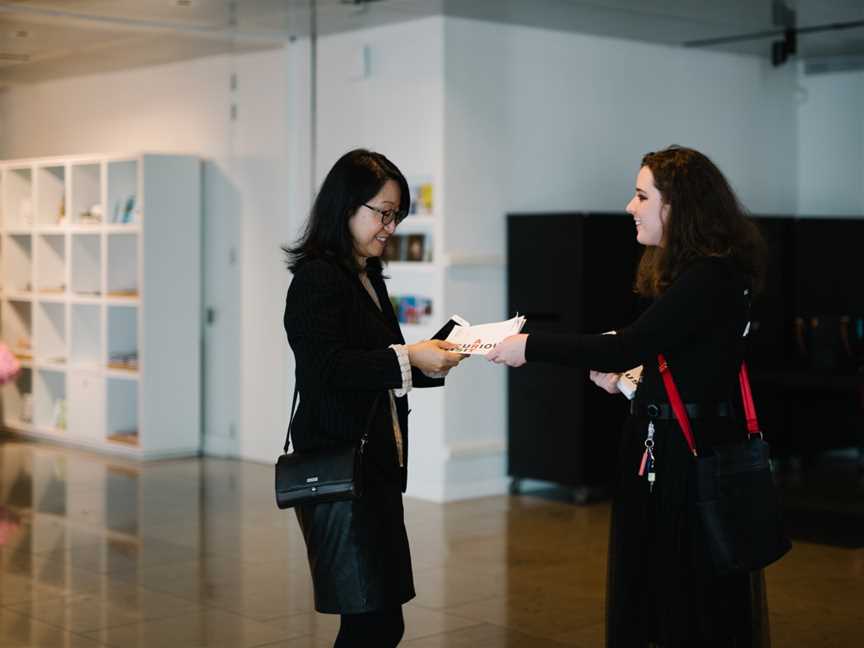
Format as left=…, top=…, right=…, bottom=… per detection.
left=283, top=257, right=443, bottom=491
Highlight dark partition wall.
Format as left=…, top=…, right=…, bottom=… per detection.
left=506, top=212, right=864, bottom=501
left=750, top=216, right=864, bottom=457
left=506, top=213, right=639, bottom=496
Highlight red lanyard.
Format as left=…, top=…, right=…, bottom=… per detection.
left=656, top=354, right=762, bottom=458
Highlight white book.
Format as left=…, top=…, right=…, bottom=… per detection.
left=445, top=314, right=527, bottom=355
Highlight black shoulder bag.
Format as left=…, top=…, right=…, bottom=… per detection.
left=274, top=388, right=381, bottom=509
left=658, top=355, right=791, bottom=576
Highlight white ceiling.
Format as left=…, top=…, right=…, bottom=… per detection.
left=1, top=0, right=862, bottom=84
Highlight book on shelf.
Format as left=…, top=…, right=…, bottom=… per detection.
left=52, top=399, right=67, bottom=430
left=111, top=195, right=138, bottom=224
left=382, top=233, right=432, bottom=263
left=389, top=295, right=433, bottom=325
left=408, top=177, right=434, bottom=215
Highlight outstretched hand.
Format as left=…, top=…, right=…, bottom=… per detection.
left=589, top=370, right=621, bottom=394
left=486, top=334, right=528, bottom=367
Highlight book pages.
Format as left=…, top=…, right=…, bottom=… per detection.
left=445, top=315, right=527, bottom=355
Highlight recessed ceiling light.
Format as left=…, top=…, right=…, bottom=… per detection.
left=13, top=30, right=30, bottom=39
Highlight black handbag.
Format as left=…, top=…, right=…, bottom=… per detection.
left=658, top=355, right=791, bottom=576
left=274, top=388, right=380, bottom=509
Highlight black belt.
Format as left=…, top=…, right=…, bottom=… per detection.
left=630, top=401, right=732, bottom=420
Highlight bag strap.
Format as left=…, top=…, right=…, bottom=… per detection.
left=283, top=386, right=300, bottom=453
left=657, top=354, right=698, bottom=457
left=738, top=362, right=762, bottom=436
left=657, top=355, right=764, bottom=458
left=282, top=388, right=383, bottom=455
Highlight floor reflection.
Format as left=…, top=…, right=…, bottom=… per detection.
left=1, top=438, right=862, bottom=647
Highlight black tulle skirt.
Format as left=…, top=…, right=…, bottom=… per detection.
left=605, top=414, right=771, bottom=647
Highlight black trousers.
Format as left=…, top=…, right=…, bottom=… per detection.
left=334, top=607, right=404, bottom=648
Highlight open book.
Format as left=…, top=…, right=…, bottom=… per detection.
left=432, top=314, right=527, bottom=356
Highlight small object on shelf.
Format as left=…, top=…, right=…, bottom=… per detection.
left=408, top=177, right=434, bottom=215
left=52, top=399, right=67, bottom=430
left=107, top=289, right=139, bottom=298
left=383, top=236, right=403, bottom=262
left=78, top=204, right=103, bottom=225
left=39, top=285, right=65, bottom=294
left=108, top=430, right=138, bottom=446
left=113, top=196, right=138, bottom=224
left=383, top=233, right=431, bottom=263
left=44, top=356, right=66, bottom=365
left=390, top=295, right=433, bottom=325
left=406, top=234, right=426, bottom=262
left=108, top=351, right=138, bottom=371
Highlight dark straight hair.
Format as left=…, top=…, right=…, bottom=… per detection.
left=283, top=149, right=410, bottom=275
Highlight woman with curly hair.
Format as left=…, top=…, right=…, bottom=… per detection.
left=489, top=146, right=772, bottom=647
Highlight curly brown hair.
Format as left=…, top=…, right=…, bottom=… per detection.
left=634, top=146, right=766, bottom=297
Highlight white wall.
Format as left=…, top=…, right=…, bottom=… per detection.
left=796, top=67, right=864, bottom=216
left=0, top=47, right=298, bottom=464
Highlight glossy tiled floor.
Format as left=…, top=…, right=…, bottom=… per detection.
left=0, top=439, right=862, bottom=647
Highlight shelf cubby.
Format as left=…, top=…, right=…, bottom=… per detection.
left=3, top=167, right=34, bottom=228
left=35, top=234, right=66, bottom=293
left=34, top=300, right=66, bottom=365
left=67, top=370, right=105, bottom=442
left=70, top=233, right=101, bottom=296
left=1, top=153, right=200, bottom=459
left=36, top=165, right=66, bottom=227
left=106, top=377, right=138, bottom=446
left=2, top=299, right=33, bottom=358
left=107, top=304, right=137, bottom=372
left=106, top=233, right=138, bottom=297
left=70, top=162, right=102, bottom=226
left=2, top=234, right=33, bottom=293
left=34, top=368, right=66, bottom=431
left=107, top=160, right=138, bottom=225
left=70, top=303, right=102, bottom=370
left=2, top=366, right=32, bottom=427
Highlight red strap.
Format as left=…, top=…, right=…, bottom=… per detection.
left=657, top=355, right=763, bottom=457
left=657, top=354, right=698, bottom=456
left=738, top=362, right=761, bottom=435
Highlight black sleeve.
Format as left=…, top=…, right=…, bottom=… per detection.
left=284, top=261, right=403, bottom=392
left=525, top=258, right=737, bottom=371
left=411, top=367, right=445, bottom=389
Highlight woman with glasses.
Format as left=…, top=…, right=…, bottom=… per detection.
left=488, top=146, right=771, bottom=647
left=283, top=149, right=463, bottom=647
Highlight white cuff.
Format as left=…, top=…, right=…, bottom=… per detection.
left=390, top=344, right=413, bottom=397
left=421, top=369, right=447, bottom=379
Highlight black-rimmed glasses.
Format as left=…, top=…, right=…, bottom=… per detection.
left=363, top=203, right=406, bottom=226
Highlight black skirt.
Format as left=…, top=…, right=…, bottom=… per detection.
left=295, top=483, right=415, bottom=614
left=605, top=414, right=770, bottom=647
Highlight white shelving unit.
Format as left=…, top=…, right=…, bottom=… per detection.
left=0, top=153, right=201, bottom=459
